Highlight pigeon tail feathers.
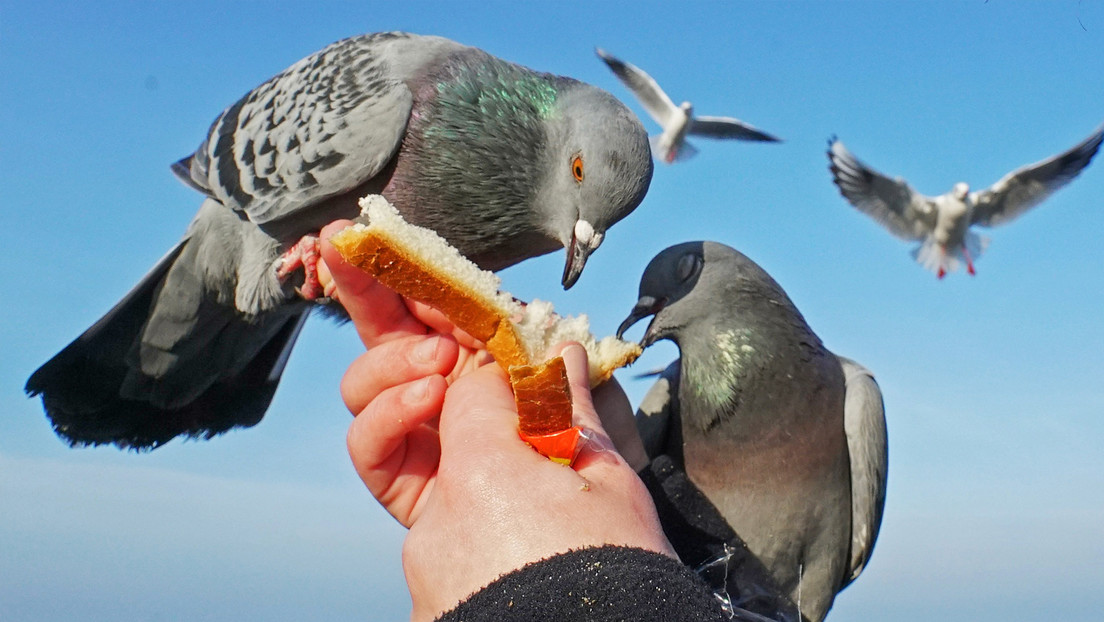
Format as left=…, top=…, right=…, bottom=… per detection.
left=25, top=237, right=308, bottom=450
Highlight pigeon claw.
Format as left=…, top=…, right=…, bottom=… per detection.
left=277, top=235, right=324, bottom=300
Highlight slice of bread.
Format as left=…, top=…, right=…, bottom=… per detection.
left=328, top=195, right=641, bottom=450
left=329, top=195, right=641, bottom=387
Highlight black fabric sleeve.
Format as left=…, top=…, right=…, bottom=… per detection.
left=639, top=454, right=801, bottom=622
left=638, top=454, right=742, bottom=570
left=435, top=545, right=727, bottom=622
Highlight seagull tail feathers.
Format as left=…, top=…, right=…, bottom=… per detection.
left=911, top=233, right=990, bottom=278
left=650, top=136, right=698, bottom=164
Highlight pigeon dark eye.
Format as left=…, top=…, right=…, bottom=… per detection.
left=571, top=155, right=585, bottom=183
left=676, top=253, right=702, bottom=282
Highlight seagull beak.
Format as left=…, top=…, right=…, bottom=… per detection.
left=616, top=295, right=667, bottom=347
left=561, top=219, right=604, bottom=289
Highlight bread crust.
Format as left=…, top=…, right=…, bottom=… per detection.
left=329, top=227, right=530, bottom=369
left=510, top=358, right=573, bottom=436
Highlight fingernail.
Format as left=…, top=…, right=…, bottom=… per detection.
left=413, top=336, right=441, bottom=364
left=562, top=343, right=586, bottom=361
left=404, top=377, right=430, bottom=404
left=560, top=343, right=588, bottom=376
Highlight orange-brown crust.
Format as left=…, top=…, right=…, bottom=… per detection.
left=330, top=227, right=530, bottom=369
left=509, top=357, right=573, bottom=436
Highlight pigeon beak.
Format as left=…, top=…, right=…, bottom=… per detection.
left=616, top=295, right=667, bottom=347
left=561, top=219, right=604, bottom=289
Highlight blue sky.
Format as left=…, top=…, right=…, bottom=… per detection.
left=3, top=2, right=1103, bottom=620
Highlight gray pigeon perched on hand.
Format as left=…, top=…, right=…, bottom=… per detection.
left=26, top=31, right=653, bottom=449
left=828, top=125, right=1104, bottom=278
left=618, top=242, right=887, bottom=622
left=596, top=48, right=780, bottom=164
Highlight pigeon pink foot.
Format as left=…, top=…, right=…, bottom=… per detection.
left=277, top=235, right=324, bottom=299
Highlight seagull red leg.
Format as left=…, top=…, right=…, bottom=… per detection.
left=963, top=246, right=976, bottom=276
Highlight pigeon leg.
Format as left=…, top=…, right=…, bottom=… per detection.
left=277, top=235, right=324, bottom=299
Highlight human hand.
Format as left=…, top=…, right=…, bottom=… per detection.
left=347, top=342, right=676, bottom=620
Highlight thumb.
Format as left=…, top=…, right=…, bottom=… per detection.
left=555, top=343, right=604, bottom=435
left=556, top=342, right=625, bottom=470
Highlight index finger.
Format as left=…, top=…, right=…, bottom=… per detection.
left=320, top=220, right=428, bottom=348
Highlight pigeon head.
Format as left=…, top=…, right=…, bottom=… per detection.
left=617, top=241, right=711, bottom=347
left=540, top=84, right=653, bottom=288
left=617, top=241, right=793, bottom=348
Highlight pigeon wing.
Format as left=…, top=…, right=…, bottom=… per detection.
left=971, top=124, right=1104, bottom=227
left=173, top=34, right=416, bottom=226
left=595, top=48, right=679, bottom=127
left=636, top=360, right=682, bottom=462
left=828, top=138, right=936, bottom=241
left=688, top=115, right=781, bottom=142
left=837, top=356, right=888, bottom=590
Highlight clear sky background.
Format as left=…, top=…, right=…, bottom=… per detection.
left=3, top=2, right=1102, bottom=620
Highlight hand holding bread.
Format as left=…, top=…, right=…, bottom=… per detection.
left=325, top=196, right=642, bottom=463
left=344, top=340, right=675, bottom=621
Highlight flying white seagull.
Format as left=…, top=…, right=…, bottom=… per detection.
left=596, top=48, right=780, bottom=164
left=828, top=125, right=1104, bottom=278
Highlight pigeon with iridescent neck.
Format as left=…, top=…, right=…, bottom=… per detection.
left=26, top=31, right=653, bottom=450
left=595, top=48, right=780, bottom=164
left=828, top=125, right=1103, bottom=278
left=618, top=241, right=887, bottom=622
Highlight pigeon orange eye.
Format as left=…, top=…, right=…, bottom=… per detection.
left=571, top=155, right=584, bottom=182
